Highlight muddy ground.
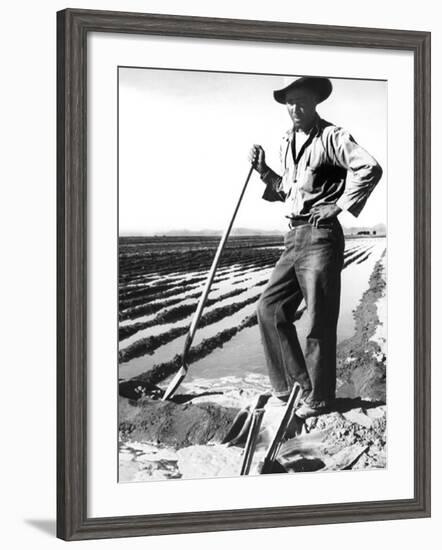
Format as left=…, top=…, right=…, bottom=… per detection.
left=337, top=250, right=387, bottom=402
left=119, top=396, right=238, bottom=448
left=119, top=392, right=386, bottom=480
left=119, top=250, right=387, bottom=482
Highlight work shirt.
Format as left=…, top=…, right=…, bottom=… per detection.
left=261, top=116, right=383, bottom=218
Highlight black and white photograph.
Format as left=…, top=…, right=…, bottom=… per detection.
left=117, top=67, right=387, bottom=482
left=1, top=0, right=436, bottom=545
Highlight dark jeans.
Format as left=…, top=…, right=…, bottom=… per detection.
left=257, top=219, right=345, bottom=405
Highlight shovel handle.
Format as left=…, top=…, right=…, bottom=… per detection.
left=182, top=164, right=255, bottom=361
left=162, top=164, right=255, bottom=401
left=260, top=383, right=302, bottom=473
left=240, top=408, right=265, bottom=475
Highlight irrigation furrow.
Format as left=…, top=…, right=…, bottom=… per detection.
left=117, top=237, right=384, bottom=389
left=119, top=251, right=280, bottom=287
left=355, top=249, right=374, bottom=265
left=119, top=247, right=283, bottom=280
left=119, top=274, right=207, bottom=302
left=343, top=245, right=365, bottom=260
left=120, top=260, right=275, bottom=309
left=119, top=286, right=250, bottom=341
left=343, top=246, right=373, bottom=269
left=121, top=244, right=370, bottom=324
left=119, top=303, right=308, bottom=391
left=119, top=293, right=261, bottom=364
left=119, top=314, right=259, bottom=391
left=119, top=285, right=204, bottom=320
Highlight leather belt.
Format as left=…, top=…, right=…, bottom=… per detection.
left=286, top=216, right=310, bottom=229
left=286, top=216, right=339, bottom=230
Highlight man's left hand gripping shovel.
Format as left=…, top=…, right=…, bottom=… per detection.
left=162, top=163, right=255, bottom=401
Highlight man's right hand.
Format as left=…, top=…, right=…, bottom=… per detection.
left=249, top=144, right=267, bottom=175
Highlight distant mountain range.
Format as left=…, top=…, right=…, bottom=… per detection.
left=146, top=223, right=386, bottom=237
left=156, top=228, right=284, bottom=237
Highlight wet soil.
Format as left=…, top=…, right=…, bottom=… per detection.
left=118, top=239, right=387, bottom=481
left=336, top=251, right=387, bottom=402
left=119, top=396, right=238, bottom=448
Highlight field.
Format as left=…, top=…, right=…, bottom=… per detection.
left=115, top=67, right=389, bottom=482
left=118, top=234, right=387, bottom=481
left=118, top=234, right=386, bottom=396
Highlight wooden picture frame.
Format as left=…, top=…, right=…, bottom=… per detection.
left=57, top=8, right=431, bottom=541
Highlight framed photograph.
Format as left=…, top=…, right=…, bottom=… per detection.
left=57, top=8, right=431, bottom=541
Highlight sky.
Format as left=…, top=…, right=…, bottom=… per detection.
left=118, top=67, right=387, bottom=234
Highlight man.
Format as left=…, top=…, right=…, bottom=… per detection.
left=249, top=76, right=382, bottom=419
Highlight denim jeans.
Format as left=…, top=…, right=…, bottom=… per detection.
left=257, top=219, right=345, bottom=405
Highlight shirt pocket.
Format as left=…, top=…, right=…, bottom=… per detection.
left=298, top=166, right=317, bottom=193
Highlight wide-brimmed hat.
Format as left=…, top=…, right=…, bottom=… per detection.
left=273, top=76, right=332, bottom=104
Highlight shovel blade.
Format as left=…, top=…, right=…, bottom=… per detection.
left=162, top=367, right=187, bottom=401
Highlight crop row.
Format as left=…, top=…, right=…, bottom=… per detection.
left=119, top=266, right=276, bottom=334
left=119, top=303, right=308, bottom=395
left=120, top=241, right=372, bottom=331
left=343, top=246, right=373, bottom=268
left=119, top=286, right=249, bottom=341
left=119, top=246, right=282, bottom=281
left=119, top=293, right=261, bottom=364
left=119, top=313, right=260, bottom=395
left=119, top=252, right=281, bottom=310
left=118, top=243, right=374, bottom=375
left=356, top=248, right=374, bottom=265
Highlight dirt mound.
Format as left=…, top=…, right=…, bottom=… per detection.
left=279, top=405, right=387, bottom=472
left=119, top=396, right=239, bottom=449
left=118, top=398, right=387, bottom=481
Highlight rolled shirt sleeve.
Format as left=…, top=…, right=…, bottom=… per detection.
left=330, top=128, right=383, bottom=217
left=261, top=133, right=290, bottom=203
left=260, top=167, right=285, bottom=202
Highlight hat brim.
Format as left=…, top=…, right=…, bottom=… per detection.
left=273, top=77, right=332, bottom=104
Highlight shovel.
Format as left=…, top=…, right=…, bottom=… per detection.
left=162, top=163, right=255, bottom=401
left=239, top=393, right=271, bottom=475
left=259, top=382, right=303, bottom=474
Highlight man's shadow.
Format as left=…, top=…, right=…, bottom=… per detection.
left=332, top=397, right=385, bottom=413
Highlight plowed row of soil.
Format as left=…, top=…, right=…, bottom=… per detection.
left=118, top=237, right=376, bottom=397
